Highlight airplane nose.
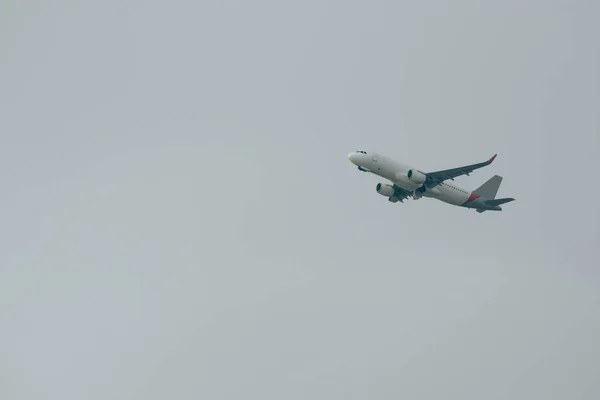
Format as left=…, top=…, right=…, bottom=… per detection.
left=348, top=153, right=357, bottom=164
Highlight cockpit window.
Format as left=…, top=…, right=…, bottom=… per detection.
left=355, top=150, right=367, bottom=154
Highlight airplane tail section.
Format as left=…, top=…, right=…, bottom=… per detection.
left=473, top=175, right=503, bottom=200
left=477, top=197, right=515, bottom=213
left=485, top=198, right=515, bottom=207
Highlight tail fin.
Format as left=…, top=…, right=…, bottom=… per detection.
left=474, top=175, right=502, bottom=200
left=485, top=198, right=515, bottom=206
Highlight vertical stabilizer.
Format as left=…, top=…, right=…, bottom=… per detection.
left=474, top=175, right=502, bottom=200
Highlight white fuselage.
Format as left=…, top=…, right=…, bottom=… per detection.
left=348, top=151, right=475, bottom=206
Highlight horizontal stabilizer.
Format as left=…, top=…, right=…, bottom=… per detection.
left=485, top=198, right=515, bottom=206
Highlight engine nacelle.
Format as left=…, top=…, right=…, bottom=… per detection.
left=407, top=169, right=427, bottom=185
left=376, top=183, right=395, bottom=197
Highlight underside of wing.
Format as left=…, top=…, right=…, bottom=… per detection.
left=425, top=154, right=497, bottom=187
left=388, top=184, right=414, bottom=203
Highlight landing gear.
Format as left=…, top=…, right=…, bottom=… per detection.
left=413, top=185, right=426, bottom=200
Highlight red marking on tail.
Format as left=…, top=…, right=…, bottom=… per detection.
left=463, top=192, right=480, bottom=205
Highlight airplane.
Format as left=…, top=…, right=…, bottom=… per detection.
left=348, top=150, right=515, bottom=213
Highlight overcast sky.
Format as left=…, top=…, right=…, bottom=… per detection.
left=1, top=1, right=599, bottom=399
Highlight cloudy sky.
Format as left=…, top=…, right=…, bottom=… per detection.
left=1, top=1, right=598, bottom=399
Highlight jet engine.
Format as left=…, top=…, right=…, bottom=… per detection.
left=376, top=183, right=395, bottom=197
left=407, top=169, right=427, bottom=185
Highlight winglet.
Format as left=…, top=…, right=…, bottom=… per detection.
left=488, top=154, right=497, bottom=164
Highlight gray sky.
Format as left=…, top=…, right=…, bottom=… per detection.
left=1, top=1, right=599, bottom=399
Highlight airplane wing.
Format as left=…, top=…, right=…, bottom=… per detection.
left=424, top=154, right=497, bottom=188
left=389, top=184, right=414, bottom=203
